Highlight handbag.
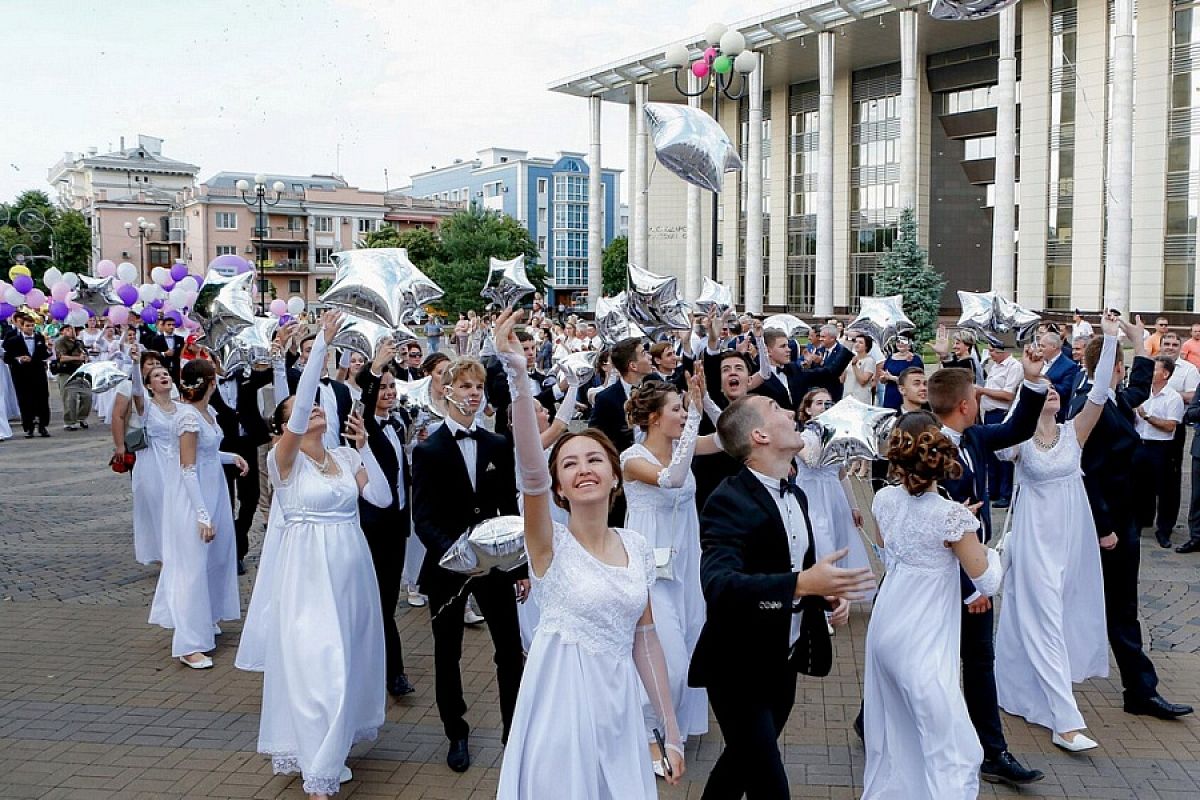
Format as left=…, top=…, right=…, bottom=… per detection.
left=994, top=485, right=1018, bottom=578
left=653, top=547, right=676, bottom=581
left=788, top=505, right=834, bottom=678
left=124, top=425, right=148, bottom=453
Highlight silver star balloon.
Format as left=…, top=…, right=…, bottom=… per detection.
left=321, top=248, right=443, bottom=329
left=762, top=313, right=812, bottom=339
left=330, top=314, right=417, bottom=361
left=956, top=290, right=996, bottom=334
left=644, top=102, right=743, bottom=193
left=846, top=295, right=915, bottom=351
left=993, top=295, right=1042, bottom=344
left=930, top=0, right=1018, bottom=22
left=66, top=361, right=130, bottom=393
left=693, top=276, right=734, bottom=317
left=810, top=397, right=898, bottom=467
left=439, top=515, right=528, bottom=575
left=221, top=315, right=279, bottom=375
left=626, top=264, right=690, bottom=339
left=553, top=350, right=599, bottom=386
left=481, top=254, right=536, bottom=309
left=74, top=275, right=122, bottom=315
left=596, top=293, right=646, bottom=346
left=191, top=270, right=257, bottom=351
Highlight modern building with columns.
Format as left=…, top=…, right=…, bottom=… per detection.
left=553, top=0, right=1196, bottom=318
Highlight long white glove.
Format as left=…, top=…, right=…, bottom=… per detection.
left=219, top=451, right=239, bottom=466
left=271, top=356, right=290, bottom=403
left=358, top=443, right=395, bottom=508
left=181, top=465, right=211, bottom=526
left=756, top=334, right=773, bottom=383
left=1087, top=334, right=1118, bottom=406
left=286, top=335, right=328, bottom=436
left=501, top=349, right=551, bottom=497
left=970, top=547, right=1004, bottom=597
left=657, top=405, right=701, bottom=489
left=633, top=624, right=683, bottom=756
left=553, top=382, right=579, bottom=427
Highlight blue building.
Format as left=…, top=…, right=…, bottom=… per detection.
left=408, top=148, right=621, bottom=306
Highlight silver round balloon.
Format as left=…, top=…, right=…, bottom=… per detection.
left=596, top=293, right=645, bottom=345
left=693, top=276, right=734, bottom=317
left=191, top=269, right=257, bottom=351
left=762, top=313, right=811, bottom=339
left=66, top=361, right=130, bottom=393
left=930, top=0, right=1018, bottom=22
left=438, top=533, right=483, bottom=575
left=481, top=254, right=536, bottom=309
left=553, top=350, right=598, bottom=386
left=811, top=397, right=898, bottom=467
left=438, top=515, right=528, bottom=575
left=644, top=102, right=743, bottom=193
left=330, top=314, right=417, bottom=361
left=845, top=295, right=915, bottom=351
left=321, top=248, right=443, bottom=329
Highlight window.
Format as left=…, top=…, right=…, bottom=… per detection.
left=553, top=202, right=588, bottom=230
left=537, top=178, right=548, bottom=194
left=288, top=279, right=302, bottom=294
left=316, top=247, right=333, bottom=265
left=287, top=216, right=303, bottom=231
left=553, top=174, right=587, bottom=201
left=215, top=245, right=237, bottom=256
left=964, top=136, right=997, bottom=160
left=357, top=218, right=377, bottom=234
left=450, top=190, right=459, bottom=201
left=314, top=216, right=333, bottom=233
left=537, top=207, right=548, bottom=225
left=537, top=235, right=547, bottom=251
left=292, top=183, right=304, bottom=193
left=215, top=212, right=237, bottom=230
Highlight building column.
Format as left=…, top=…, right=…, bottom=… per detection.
left=685, top=72, right=703, bottom=302
left=991, top=6, right=1017, bottom=300
left=587, top=96, right=603, bottom=311
left=816, top=31, right=836, bottom=317
left=627, top=100, right=639, bottom=278
left=634, top=83, right=650, bottom=270
left=1105, top=0, right=1134, bottom=312
left=899, top=9, right=919, bottom=216
left=745, top=52, right=765, bottom=314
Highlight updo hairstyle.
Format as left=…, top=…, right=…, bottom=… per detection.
left=624, top=379, right=678, bottom=431
left=178, top=359, right=216, bottom=403
left=885, top=410, right=963, bottom=496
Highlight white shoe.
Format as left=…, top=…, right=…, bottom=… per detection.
left=406, top=588, right=427, bottom=608
left=1052, top=731, right=1098, bottom=752
left=212, top=624, right=222, bottom=635
left=651, top=759, right=665, bottom=779
left=179, top=654, right=213, bottom=670
left=463, top=608, right=486, bottom=626
left=339, top=765, right=352, bottom=783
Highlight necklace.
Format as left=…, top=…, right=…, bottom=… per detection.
left=304, top=449, right=337, bottom=476
left=1033, top=425, right=1060, bottom=450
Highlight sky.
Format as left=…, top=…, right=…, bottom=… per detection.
left=5, top=0, right=783, bottom=205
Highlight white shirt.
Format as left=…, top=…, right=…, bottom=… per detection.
left=377, top=415, right=407, bottom=509
left=980, top=356, right=1024, bottom=414
left=1041, top=351, right=1061, bottom=375
left=444, top=416, right=478, bottom=491
left=23, top=335, right=36, bottom=355
left=1167, top=357, right=1200, bottom=400
left=1073, top=320, right=1094, bottom=339
left=1136, top=385, right=1184, bottom=441
left=747, top=466, right=809, bottom=646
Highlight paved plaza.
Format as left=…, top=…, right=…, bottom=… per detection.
left=1, top=406, right=1198, bottom=799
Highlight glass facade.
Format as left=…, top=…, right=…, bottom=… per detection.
left=552, top=173, right=589, bottom=287
left=737, top=90, right=772, bottom=307
left=850, top=64, right=902, bottom=305
left=1045, top=0, right=1078, bottom=310
left=1165, top=0, right=1199, bottom=310
left=787, top=81, right=818, bottom=312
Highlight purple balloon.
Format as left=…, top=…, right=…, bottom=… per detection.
left=235, top=261, right=254, bottom=275
left=164, top=310, right=183, bottom=326
left=170, top=262, right=189, bottom=281
left=278, top=314, right=292, bottom=325
left=0, top=302, right=14, bottom=321
left=208, top=254, right=251, bottom=273
left=141, top=307, right=159, bottom=325
left=12, top=274, right=33, bottom=294
left=117, top=284, right=139, bottom=306
left=162, top=279, right=175, bottom=292
left=151, top=298, right=165, bottom=309
left=49, top=300, right=69, bottom=321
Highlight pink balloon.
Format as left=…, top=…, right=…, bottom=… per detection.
left=269, top=298, right=288, bottom=317
left=25, top=288, right=46, bottom=307
left=96, top=260, right=117, bottom=278
left=109, top=306, right=130, bottom=325
left=691, top=59, right=710, bottom=78
left=703, top=46, right=718, bottom=62
left=183, top=316, right=201, bottom=330
left=50, top=281, right=70, bottom=301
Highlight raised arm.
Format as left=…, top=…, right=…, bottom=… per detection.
left=1074, top=318, right=1119, bottom=445
left=274, top=311, right=342, bottom=482
left=540, top=380, right=579, bottom=450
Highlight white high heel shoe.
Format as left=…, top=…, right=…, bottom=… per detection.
left=178, top=654, right=213, bottom=670
left=339, top=765, right=352, bottom=783
left=1052, top=731, right=1098, bottom=752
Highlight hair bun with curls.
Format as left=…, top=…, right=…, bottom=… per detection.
left=624, top=379, right=676, bottom=431
left=885, top=411, right=963, bottom=495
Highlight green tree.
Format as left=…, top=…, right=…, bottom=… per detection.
left=396, top=227, right=445, bottom=267
left=601, top=235, right=628, bottom=296
left=0, top=190, right=59, bottom=283
left=361, top=225, right=402, bottom=249
left=52, top=210, right=92, bottom=274
left=873, top=208, right=945, bottom=346
left=428, top=206, right=544, bottom=317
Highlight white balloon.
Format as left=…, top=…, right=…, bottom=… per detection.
left=43, top=268, right=63, bottom=288
left=138, top=284, right=157, bottom=303
left=176, top=276, right=198, bottom=293
left=65, top=309, right=88, bottom=327
left=117, top=262, right=139, bottom=283
left=4, top=287, right=24, bottom=305
left=168, top=287, right=189, bottom=308
left=62, top=272, right=80, bottom=289
left=286, top=296, right=305, bottom=315
left=151, top=267, right=170, bottom=286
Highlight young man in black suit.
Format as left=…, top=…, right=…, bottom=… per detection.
left=692, top=349, right=752, bottom=510
left=750, top=327, right=852, bottom=412
left=286, top=332, right=351, bottom=450
left=588, top=335, right=652, bottom=452
left=3, top=313, right=52, bottom=438
left=690, top=394, right=874, bottom=799
left=1068, top=316, right=1193, bottom=720
left=357, top=340, right=416, bottom=698
left=411, top=356, right=526, bottom=773
left=927, top=356, right=1047, bottom=786
left=147, top=316, right=183, bottom=380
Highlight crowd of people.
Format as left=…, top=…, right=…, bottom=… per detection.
left=2, top=299, right=1198, bottom=799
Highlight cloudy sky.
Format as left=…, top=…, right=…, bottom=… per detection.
left=6, top=0, right=780, bottom=204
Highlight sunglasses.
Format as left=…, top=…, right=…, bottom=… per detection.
left=814, top=400, right=834, bottom=408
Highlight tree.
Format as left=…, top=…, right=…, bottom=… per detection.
left=428, top=205, right=544, bottom=317
left=362, top=225, right=402, bottom=249
left=53, top=210, right=92, bottom=274
left=601, top=235, right=628, bottom=296
left=396, top=227, right=445, bottom=267
left=873, top=208, right=945, bottom=346
left=0, top=190, right=59, bottom=283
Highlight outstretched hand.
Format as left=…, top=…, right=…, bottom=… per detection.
left=319, top=310, right=344, bottom=344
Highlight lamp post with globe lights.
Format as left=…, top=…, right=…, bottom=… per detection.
left=123, top=216, right=158, bottom=285
left=237, top=175, right=286, bottom=315
left=663, top=24, right=758, bottom=281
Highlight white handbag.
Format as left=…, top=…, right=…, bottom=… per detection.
left=993, top=486, right=1018, bottom=580
left=653, top=547, right=676, bottom=581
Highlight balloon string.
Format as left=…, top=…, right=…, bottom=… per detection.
left=429, top=577, right=475, bottom=623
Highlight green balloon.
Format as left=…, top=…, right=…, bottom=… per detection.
left=713, top=54, right=733, bottom=74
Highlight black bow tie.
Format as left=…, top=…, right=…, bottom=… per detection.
left=778, top=476, right=800, bottom=499
left=453, top=427, right=479, bottom=441
left=320, top=377, right=331, bottom=385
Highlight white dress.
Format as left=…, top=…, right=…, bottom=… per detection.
left=243, top=446, right=385, bottom=797
left=841, top=356, right=876, bottom=404
left=794, top=462, right=873, bottom=577
left=498, top=523, right=658, bottom=799
left=863, top=486, right=982, bottom=800
left=515, top=451, right=570, bottom=652
left=96, top=342, right=130, bottom=423
left=620, top=442, right=709, bottom=740
left=147, top=404, right=241, bottom=657
left=995, top=420, right=1108, bottom=733
left=132, top=398, right=179, bottom=565
left=0, top=335, right=18, bottom=428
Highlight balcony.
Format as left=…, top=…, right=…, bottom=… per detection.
left=267, top=259, right=311, bottom=273
left=253, top=226, right=308, bottom=242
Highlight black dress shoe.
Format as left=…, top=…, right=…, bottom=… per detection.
left=1176, top=539, right=1200, bottom=554
left=981, top=751, right=1044, bottom=786
left=446, top=737, right=470, bottom=772
left=78, top=420, right=88, bottom=429
left=1155, top=531, right=1172, bottom=549
left=24, top=430, right=33, bottom=439
left=38, top=427, right=50, bottom=438
left=1124, top=694, right=1194, bottom=719
left=852, top=709, right=864, bottom=741
left=993, top=499, right=1010, bottom=509
left=387, top=674, right=414, bottom=697
left=236, top=559, right=246, bottom=576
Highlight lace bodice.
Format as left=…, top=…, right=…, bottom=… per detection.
left=1004, top=420, right=1083, bottom=484
left=533, top=523, right=654, bottom=656
left=620, top=442, right=697, bottom=512
left=872, top=486, right=978, bottom=573
left=144, top=401, right=179, bottom=458
left=268, top=446, right=362, bottom=526
left=174, top=404, right=223, bottom=460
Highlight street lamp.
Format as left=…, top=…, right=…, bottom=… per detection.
left=664, top=24, right=758, bottom=279
left=123, top=216, right=158, bottom=284
left=237, top=174, right=286, bottom=315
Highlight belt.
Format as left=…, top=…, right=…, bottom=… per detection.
left=280, top=510, right=357, bottom=526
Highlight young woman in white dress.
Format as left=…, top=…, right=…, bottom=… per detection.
left=493, top=309, right=685, bottom=799
left=96, top=327, right=135, bottom=423
left=621, top=376, right=724, bottom=768
left=862, top=411, right=1006, bottom=800
left=148, top=358, right=247, bottom=669
left=795, top=388, right=874, bottom=578
left=127, top=353, right=180, bottom=565
left=239, top=310, right=390, bottom=800
left=994, top=318, right=1118, bottom=752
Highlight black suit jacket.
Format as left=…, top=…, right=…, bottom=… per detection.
left=1069, top=355, right=1153, bottom=538
left=147, top=333, right=184, bottom=377
left=210, top=368, right=273, bottom=449
left=285, top=365, right=352, bottom=443
left=411, top=423, right=521, bottom=590
left=395, top=365, right=424, bottom=382
left=689, top=467, right=815, bottom=690
left=485, top=359, right=556, bottom=437
left=1185, top=389, right=1200, bottom=459
left=3, top=331, right=51, bottom=381
left=1044, top=354, right=1081, bottom=422
left=588, top=380, right=634, bottom=452
left=357, top=365, right=412, bottom=534
left=753, top=344, right=853, bottom=411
